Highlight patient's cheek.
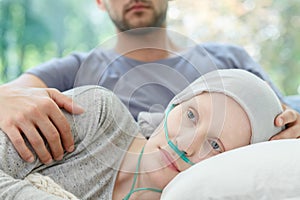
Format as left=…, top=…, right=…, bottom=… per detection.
left=167, top=111, right=183, bottom=138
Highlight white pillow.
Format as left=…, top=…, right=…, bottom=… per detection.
left=161, top=139, right=300, bottom=200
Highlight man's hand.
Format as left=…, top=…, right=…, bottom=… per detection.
left=271, top=105, right=300, bottom=140
left=0, top=87, right=84, bottom=164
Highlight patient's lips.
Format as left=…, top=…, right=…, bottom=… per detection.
left=160, top=148, right=180, bottom=172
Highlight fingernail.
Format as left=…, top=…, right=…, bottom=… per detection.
left=67, top=145, right=74, bottom=152
left=74, top=104, right=85, bottom=113
left=57, top=155, right=63, bottom=161
left=278, top=118, right=283, bottom=126
left=28, top=156, right=35, bottom=163
left=45, top=159, right=53, bottom=165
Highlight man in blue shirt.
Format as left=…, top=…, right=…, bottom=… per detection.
left=0, top=0, right=299, bottom=164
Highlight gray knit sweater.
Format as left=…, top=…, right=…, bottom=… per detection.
left=0, top=86, right=139, bottom=200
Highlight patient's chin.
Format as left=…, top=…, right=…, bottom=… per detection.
left=147, top=169, right=177, bottom=189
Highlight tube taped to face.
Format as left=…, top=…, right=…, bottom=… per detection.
left=164, top=104, right=224, bottom=165
left=164, top=104, right=195, bottom=165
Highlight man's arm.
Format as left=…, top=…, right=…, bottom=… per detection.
left=0, top=74, right=83, bottom=163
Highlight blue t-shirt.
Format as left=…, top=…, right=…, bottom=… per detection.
left=26, top=43, right=283, bottom=120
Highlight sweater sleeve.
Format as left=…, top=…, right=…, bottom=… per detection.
left=0, top=133, right=65, bottom=199
left=0, top=85, right=138, bottom=200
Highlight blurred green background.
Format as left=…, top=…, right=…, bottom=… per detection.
left=1, top=0, right=299, bottom=95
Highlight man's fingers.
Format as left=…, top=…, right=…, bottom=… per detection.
left=4, top=127, right=35, bottom=163
left=275, top=109, right=297, bottom=127
left=270, top=126, right=300, bottom=140
left=47, top=89, right=84, bottom=114
left=0, top=87, right=78, bottom=163
left=49, top=111, right=74, bottom=153
left=34, top=115, right=65, bottom=161
left=19, top=122, right=54, bottom=164
left=18, top=98, right=64, bottom=162
left=271, top=106, right=300, bottom=141
left=46, top=89, right=79, bottom=153
left=40, top=97, right=74, bottom=153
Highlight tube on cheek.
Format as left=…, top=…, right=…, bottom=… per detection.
left=164, top=104, right=195, bottom=165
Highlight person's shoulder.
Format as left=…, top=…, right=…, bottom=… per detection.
left=65, top=48, right=113, bottom=66
left=73, top=48, right=117, bottom=64
left=198, top=42, right=247, bottom=56
left=193, top=42, right=255, bottom=69
left=68, top=51, right=90, bottom=63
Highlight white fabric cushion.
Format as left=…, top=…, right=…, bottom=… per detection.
left=161, top=139, right=300, bottom=200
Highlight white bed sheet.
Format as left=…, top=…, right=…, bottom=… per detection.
left=161, top=139, right=300, bottom=200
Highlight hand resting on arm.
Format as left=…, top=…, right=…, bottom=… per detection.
left=0, top=74, right=84, bottom=164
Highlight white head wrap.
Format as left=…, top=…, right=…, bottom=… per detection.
left=169, top=69, right=284, bottom=144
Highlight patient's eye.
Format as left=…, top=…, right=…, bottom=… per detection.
left=209, top=140, right=222, bottom=152
left=187, top=110, right=196, bottom=121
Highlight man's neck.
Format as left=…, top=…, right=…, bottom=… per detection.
left=115, top=28, right=181, bottom=62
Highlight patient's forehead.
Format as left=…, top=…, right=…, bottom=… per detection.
left=209, top=93, right=251, bottom=149
left=192, top=92, right=248, bottom=120
left=179, top=92, right=251, bottom=127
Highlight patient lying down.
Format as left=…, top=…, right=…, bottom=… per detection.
left=0, top=69, right=284, bottom=200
